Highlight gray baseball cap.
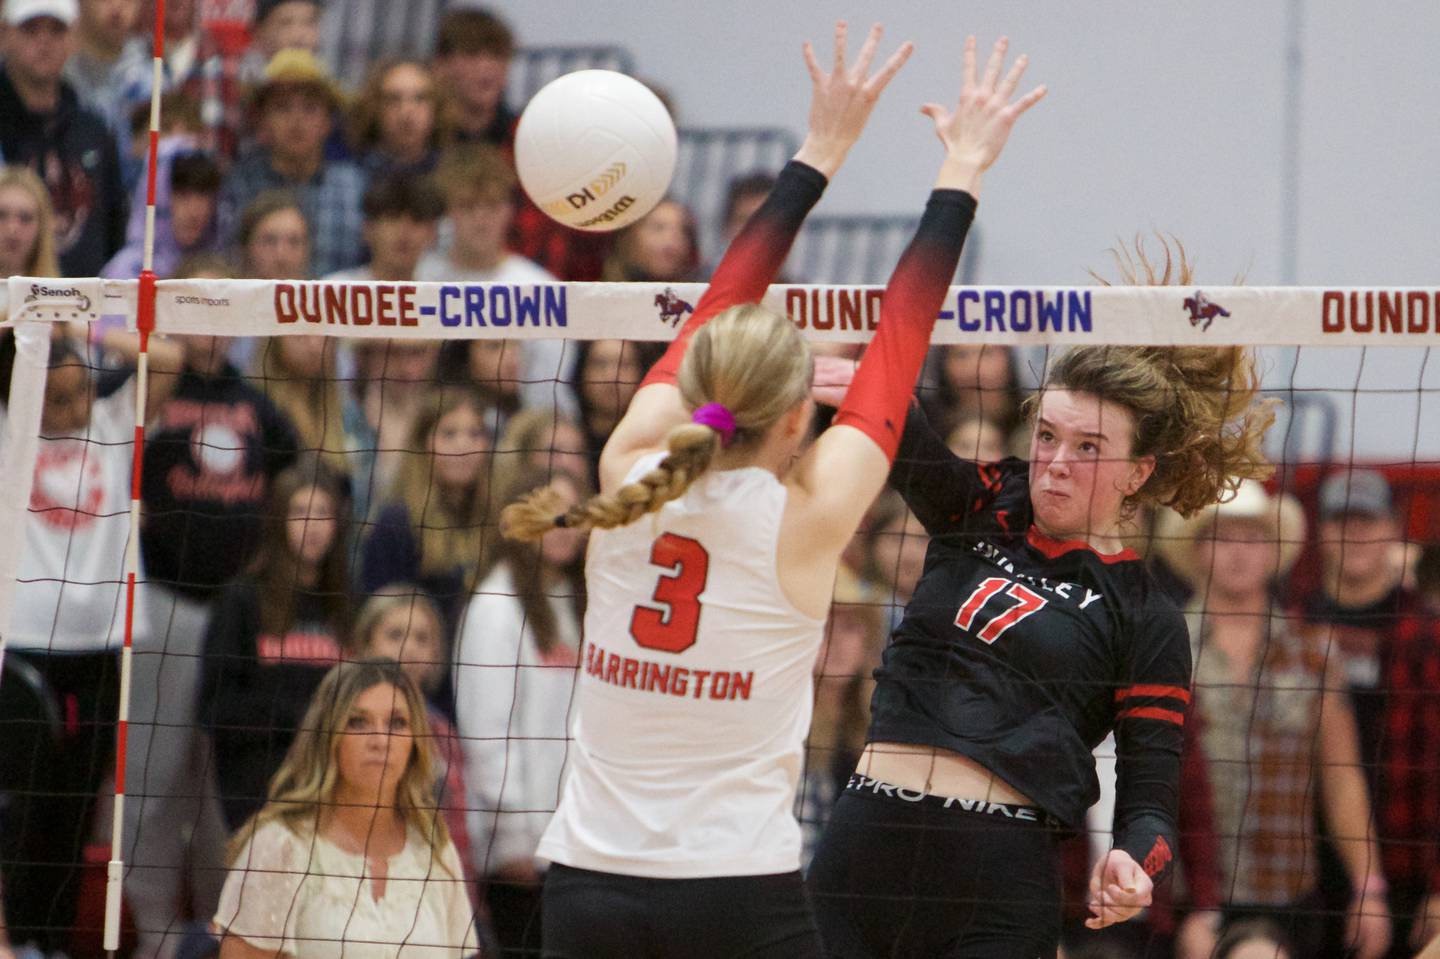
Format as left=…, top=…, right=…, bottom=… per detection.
left=1318, top=469, right=1393, bottom=518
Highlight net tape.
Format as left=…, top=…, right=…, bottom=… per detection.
left=6, top=277, right=1440, bottom=345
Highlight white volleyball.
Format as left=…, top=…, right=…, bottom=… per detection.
left=514, top=70, right=678, bottom=233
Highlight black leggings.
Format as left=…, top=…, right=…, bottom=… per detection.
left=808, top=786, right=1064, bottom=958
left=542, top=862, right=823, bottom=959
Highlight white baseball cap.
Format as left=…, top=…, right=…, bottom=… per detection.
left=3, top=0, right=78, bottom=27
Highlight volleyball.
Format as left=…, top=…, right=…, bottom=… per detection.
left=514, top=69, right=678, bottom=233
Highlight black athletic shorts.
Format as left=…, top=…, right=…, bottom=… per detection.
left=541, top=861, right=823, bottom=958
left=808, top=777, right=1065, bottom=958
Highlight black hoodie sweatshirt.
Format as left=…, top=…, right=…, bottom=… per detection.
left=0, top=65, right=125, bottom=277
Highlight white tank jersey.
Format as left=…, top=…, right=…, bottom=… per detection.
left=537, top=453, right=826, bottom=878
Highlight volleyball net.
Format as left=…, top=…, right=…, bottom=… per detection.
left=1, top=276, right=1438, bottom=956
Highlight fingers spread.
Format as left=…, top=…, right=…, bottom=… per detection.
left=1010, top=84, right=1048, bottom=116
left=998, top=52, right=1029, bottom=99
left=961, top=35, right=978, bottom=94
left=852, top=22, right=883, bottom=78
left=864, top=41, right=914, bottom=96
left=803, top=41, right=824, bottom=85
left=833, top=20, right=848, bottom=75
left=980, top=35, right=1009, bottom=92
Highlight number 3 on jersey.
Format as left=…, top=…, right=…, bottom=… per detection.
left=955, top=576, right=1047, bottom=644
left=630, top=533, right=710, bottom=653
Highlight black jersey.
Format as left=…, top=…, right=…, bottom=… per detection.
left=868, top=406, right=1190, bottom=879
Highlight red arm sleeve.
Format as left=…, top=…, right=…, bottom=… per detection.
left=641, top=160, right=828, bottom=388
left=833, top=189, right=977, bottom=461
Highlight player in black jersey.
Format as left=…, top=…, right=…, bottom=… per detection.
left=808, top=338, right=1277, bottom=957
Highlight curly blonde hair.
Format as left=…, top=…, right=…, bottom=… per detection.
left=503, top=305, right=812, bottom=541
left=1033, top=236, right=1277, bottom=519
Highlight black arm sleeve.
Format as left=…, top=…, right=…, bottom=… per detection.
left=888, top=402, right=1004, bottom=536
left=1111, top=602, right=1193, bottom=883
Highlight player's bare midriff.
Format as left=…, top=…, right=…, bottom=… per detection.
left=857, top=741, right=1037, bottom=806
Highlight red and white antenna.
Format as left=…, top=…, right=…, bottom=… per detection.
left=105, top=0, right=167, bottom=950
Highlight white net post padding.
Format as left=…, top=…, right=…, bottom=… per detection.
left=0, top=321, right=52, bottom=672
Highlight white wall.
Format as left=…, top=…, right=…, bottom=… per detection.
left=496, top=0, right=1440, bottom=460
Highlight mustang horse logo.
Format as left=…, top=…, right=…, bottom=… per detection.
left=654, top=287, right=694, bottom=328
left=1182, top=291, right=1231, bottom=331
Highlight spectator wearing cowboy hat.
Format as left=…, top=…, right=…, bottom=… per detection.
left=1156, top=480, right=1391, bottom=959
left=218, top=48, right=365, bottom=277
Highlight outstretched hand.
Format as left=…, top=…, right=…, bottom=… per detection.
left=925, top=35, right=1047, bottom=194
left=794, top=21, right=914, bottom=179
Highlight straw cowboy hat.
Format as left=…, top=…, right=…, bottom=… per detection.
left=250, top=49, right=346, bottom=112
left=1154, top=479, right=1307, bottom=586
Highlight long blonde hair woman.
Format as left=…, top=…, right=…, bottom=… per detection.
left=215, top=658, right=476, bottom=959
left=500, top=23, right=1042, bottom=957
left=0, top=166, right=60, bottom=278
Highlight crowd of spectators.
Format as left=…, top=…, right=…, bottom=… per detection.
left=0, top=1, right=1437, bottom=958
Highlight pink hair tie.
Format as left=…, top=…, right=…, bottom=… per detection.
left=691, top=403, right=737, bottom=447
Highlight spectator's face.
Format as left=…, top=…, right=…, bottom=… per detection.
left=625, top=201, right=692, bottom=280
left=79, top=0, right=139, bottom=48
left=261, top=87, right=332, bottom=167
left=0, top=184, right=42, bottom=276
left=143, top=0, right=194, bottom=36
left=869, top=510, right=928, bottom=602
left=429, top=403, right=489, bottom=492
left=377, top=63, right=435, bottom=159
left=1319, top=512, right=1400, bottom=585
left=256, top=0, right=319, bottom=56
left=170, top=189, right=215, bottom=249
left=41, top=361, right=91, bottom=434
left=3, top=17, right=73, bottom=87
left=246, top=207, right=309, bottom=279
left=365, top=604, right=444, bottom=694
left=285, top=484, right=337, bottom=567
left=1193, top=516, right=1278, bottom=601
left=335, top=682, right=414, bottom=801
left=580, top=340, right=641, bottom=422
left=439, top=51, right=507, bottom=116
left=449, top=188, right=511, bottom=263
left=279, top=334, right=328, bottom=378
left=372, top=340, right=439, bottom=383
left=944, top=344, right=1012, bottom=393
left=539, top=474, right=587, bottom=568
left=723, top=191, right=767, bottom=243
left=363, top=213, right=435, bottom=279
left=525, top=421, right=588, bottom=483
left=468, top=339, right=520, bottom=399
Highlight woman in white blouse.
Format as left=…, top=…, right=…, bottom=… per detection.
left=214, top=658, right=478, bottom=959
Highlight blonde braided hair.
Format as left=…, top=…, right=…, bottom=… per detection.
left=503, top=304, right=812, bottom=542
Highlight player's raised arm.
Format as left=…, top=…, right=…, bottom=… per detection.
left=788, top=35, right=1046, bottom=552
left=599, top=22, right=912, bottom=491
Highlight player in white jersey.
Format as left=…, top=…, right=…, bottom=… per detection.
left=501, top=23, right=1045, bottom=958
